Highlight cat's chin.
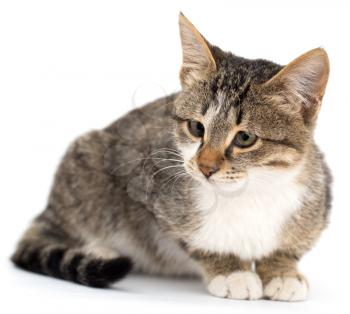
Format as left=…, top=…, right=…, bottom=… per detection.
left=193, top=175, right=248, bottom=197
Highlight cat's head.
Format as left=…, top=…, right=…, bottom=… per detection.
left=173, top=13, right=329, bottom=194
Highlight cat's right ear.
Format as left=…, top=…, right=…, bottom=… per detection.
left=179, top=13, right=217, bottom=88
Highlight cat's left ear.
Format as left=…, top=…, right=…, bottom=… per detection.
left=264, top=48, right=330, bottom=124
left=179, top=13, right=217, bottom=88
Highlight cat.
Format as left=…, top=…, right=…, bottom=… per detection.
left=12, top=13, right=331, bottom=301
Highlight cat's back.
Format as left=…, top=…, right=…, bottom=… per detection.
left=104, top=92, right=178, bottom=144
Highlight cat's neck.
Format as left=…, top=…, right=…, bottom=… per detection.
left=188, top=160, right=307, bottom=260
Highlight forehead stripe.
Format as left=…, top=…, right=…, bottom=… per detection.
left=236, top=105, right=243, bottom=125
left=234, top=82, right=250, bottom=125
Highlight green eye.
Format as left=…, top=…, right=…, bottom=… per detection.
left=233, top=131, right=257, bottom=148
left=187, top=120, right=205, bottom=138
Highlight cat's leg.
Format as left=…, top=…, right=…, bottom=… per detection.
left=192, top=251, right=263, bottom=300
left=256, top=252, right=308, bottom=301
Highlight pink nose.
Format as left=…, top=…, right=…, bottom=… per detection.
left=198, top=163, right=220, bottom=178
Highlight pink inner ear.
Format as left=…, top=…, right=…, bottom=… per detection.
left=264, top=48, right=329, bottom=123
left=276, top=49, right=329, bottom=105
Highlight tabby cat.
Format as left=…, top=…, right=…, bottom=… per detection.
left=12, top=13, right=331, bottom=301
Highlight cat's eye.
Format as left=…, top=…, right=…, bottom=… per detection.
left=233, top=131, right=257, bottom=148
left=187, top=120, right=205, bottom=138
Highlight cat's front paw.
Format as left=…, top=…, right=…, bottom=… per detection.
left=264, top=275, right=308, bottom=301
left=207, top=271, right=263, bottom=300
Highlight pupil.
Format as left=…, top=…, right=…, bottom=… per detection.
left=241, top=132, right=250, bottom=141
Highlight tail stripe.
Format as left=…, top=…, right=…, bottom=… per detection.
left=17, top=245, right=42, bottom=273
left=64, top=253, right=85, bottom=282
left=12, top=244, right=132, bottom=288
left=46, top=248, right=65, bottom=278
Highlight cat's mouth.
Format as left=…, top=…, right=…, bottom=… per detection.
left=203, top=177, right=248, bottom=196
left=184, top=162, right=248, bottom=195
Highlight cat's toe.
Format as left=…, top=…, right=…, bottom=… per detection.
left=226, top=271, right=263, bottom=300
left=207, top=275, right=228, bottom=297
left=264, top=276, right=308, bottom=301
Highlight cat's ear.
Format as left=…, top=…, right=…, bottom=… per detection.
left=179, top=13, right=217, bottom=88
left=264, top=48, right=329, bottom=123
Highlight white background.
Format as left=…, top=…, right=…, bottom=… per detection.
left=0, top=1, right=349, bottom=313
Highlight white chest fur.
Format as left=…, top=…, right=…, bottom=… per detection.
left=189, top=166, right=306, bottom=261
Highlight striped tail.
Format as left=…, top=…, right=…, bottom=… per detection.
left=11, top=241, right=132, bottom=288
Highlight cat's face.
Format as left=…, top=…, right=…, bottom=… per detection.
left=174, top=14, right=329, bottom=193
left=174, top=80, right=307, bottom=193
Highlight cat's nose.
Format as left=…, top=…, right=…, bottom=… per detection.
left=198, top=163, right=220, bottom=178
left=197, top=146, right=222, bottom=178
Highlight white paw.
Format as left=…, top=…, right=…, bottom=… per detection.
left=207, top=271, right=263, bottom=300
left=227, top=271, right=263, bottom=300
left=207, top=275, right=228, bottom=298
left=264, top=276, right=308, bottom=301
